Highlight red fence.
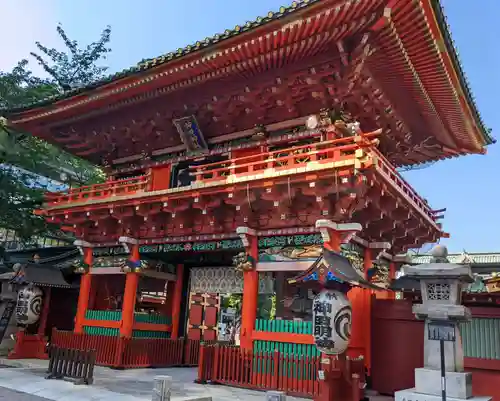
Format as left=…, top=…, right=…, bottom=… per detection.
left=51, top=329, right=184, bottom=368
left=197, top=344, right=365, bottom=399
left=50, top=330, right=223, bottom=368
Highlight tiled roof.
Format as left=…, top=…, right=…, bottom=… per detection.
left=411, top=253, right=500, bottom=265
left=2, top=0, right=320, bottom=114
left=0, top=0, right=493, bottom=145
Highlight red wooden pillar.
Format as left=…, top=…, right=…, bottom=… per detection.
left=38, top=287, right=51, bottom=337
left=171, top=264, right=184, bottom=339
left=74, top=242, right=93, bottom=333
left=316, top=221, right=342, bottom=401
left=388, top=261, right=396, bottom=299
left=237, top=227, right=259, bottom=351
left=120, top=238, right=141, bottom=338
left=315, top=220, right=363, bottom=401
left=361, top=247, right=372, bottom=373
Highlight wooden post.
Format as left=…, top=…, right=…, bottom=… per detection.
left=388, top=261, right=396, bottom=299
left=121, top=243, right=140, bottom=338
left=317, top=224, right=341, bottom=401
left=171, top=264, right=184, bottom=339
left=237, top=227, right=258, bottom=351
left=74, top=246, right=93, bottom=333
left=362, top=247, right=372, bottom=374
left=38, top=287, right=51, bottom=337
left=314, top=220, right=363, bottom=401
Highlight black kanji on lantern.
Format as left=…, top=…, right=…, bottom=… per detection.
left=316, top=339, right=336, bottom=349
left=314, top=315, right=333, bottom=338
left=313, top=300, right=332, bottom=314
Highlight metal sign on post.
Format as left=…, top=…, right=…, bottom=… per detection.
left=428, top=321, right=456, bottom=342
left=428, top=321, right=456, bottom=401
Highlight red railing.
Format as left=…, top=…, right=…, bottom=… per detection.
left=197, top=344, right=365, bottom=399
left=51, top=329, right=120, bottom=366
left=41, top=133, right=438, bottom=227
left=45, top=175, right=149, bottom=206
left=371, top=148, right=436, bottom=223
left=51, top=329, right=184, bottom=368
left=189, top=134, right=378, bottom=183
left=41, top=135, right=378, bottom=207
left=121, top=337, right=183, bottom=368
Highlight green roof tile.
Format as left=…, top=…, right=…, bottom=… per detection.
left=412, top=253, right=500, bottom=265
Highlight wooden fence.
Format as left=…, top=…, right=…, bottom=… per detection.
left=51, top=329, right=184, bottom=368
left=197, top=344, right=365, bottom=399
left=50, top=329, right=220, bottom=368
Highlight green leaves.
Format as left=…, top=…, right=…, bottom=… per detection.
left=0, top=23, right=111, bottom=241
left=30, top=23, right=111, bottom=91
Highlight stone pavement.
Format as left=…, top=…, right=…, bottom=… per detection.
left=0, top=387, right=51, bottom=401
left=0, top=358, right=309, bottom=401
left=0, top=358, right=393, bottom=401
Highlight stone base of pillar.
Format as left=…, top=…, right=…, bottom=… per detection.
left=266, top=391, right=286, bottom=401
left=415, top=368, right=472, bottom=399
left=395, top=389, right=491, bottom=401
left=152, top=376, right=172, bottom=401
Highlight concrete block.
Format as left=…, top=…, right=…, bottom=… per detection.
left=395, top=388, right=491, bottom=401
left=266, top=390, right=286, bottom=401
left=415, top=368, right=472, bottom=399
left=152, top=375, right=172, bottom=401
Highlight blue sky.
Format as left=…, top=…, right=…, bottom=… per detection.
left=1, top=0, right=498, bottom=253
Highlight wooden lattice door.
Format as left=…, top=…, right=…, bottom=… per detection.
left=187, top=293, right=220, bottom=341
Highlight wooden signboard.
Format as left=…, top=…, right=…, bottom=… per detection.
left=0, top=300, right=16, bottom=343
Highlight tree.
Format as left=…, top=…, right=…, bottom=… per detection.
left=0, top=24, right=111, bottom=241
left=30, top=23, right=111, bottom=91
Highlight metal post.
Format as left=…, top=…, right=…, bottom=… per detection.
left=440, top=338, right=446, bottom=401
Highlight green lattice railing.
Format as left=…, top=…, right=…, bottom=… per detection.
left=85, top=310, right=122, bottom=321
left=134, top=313, right=171, bottom=325
left=83, top=326, right=120, bottom=336
left=132, top=330, right=170, bottom=339
left=254, top=318, right=500, bottom=360
left=254, top=319, right=320, bottom=357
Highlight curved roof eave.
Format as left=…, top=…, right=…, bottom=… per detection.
left=2, top=0, right=493, bottom=148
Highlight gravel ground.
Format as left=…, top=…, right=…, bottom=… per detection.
left=0, top=387, right=51, bottom=401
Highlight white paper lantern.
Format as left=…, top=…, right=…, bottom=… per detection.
left=15, top=286, right=43, bottom=325
left=312, top=289, right=352, bottom=355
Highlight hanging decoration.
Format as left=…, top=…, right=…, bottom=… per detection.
left=312, top=289, right=352, bottom=355
left=121, top=259, right=146, bottom=273
left=15, top=286, right=43, bottom=326
left=233, top=252, right=257, bottom=272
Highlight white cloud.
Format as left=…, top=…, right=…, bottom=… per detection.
left=0, top=0, right=59, bottom=74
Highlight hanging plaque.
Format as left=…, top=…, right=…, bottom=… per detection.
left=312, top=289, right=352, bottom=355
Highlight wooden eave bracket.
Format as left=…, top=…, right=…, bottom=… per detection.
left=236, top=226, right=257, bottom=247
left=368, top=241, right=392, bottom=261
left=73, top=240, right=93, bottom=256
left=315, top=219, right=362, bottom=244
left=118, top=236, right=139, bottom=254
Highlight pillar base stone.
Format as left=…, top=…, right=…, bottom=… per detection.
left=266, top=391, right=286, bottom=401
left=415, top=368, right=472, bottom=399
left=395, top=389, right=491, bottom=401
left=152, top=375, right=172, bottom=401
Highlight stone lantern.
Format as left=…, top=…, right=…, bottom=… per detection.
left=395, top=245, right=490, bottom=401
